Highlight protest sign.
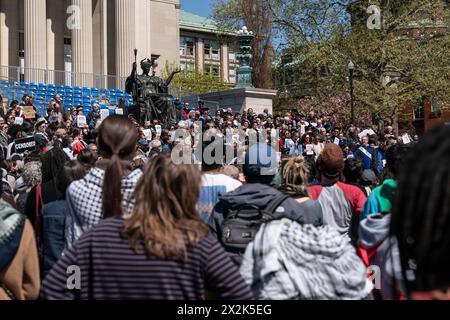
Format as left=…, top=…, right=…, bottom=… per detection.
left=300, top=125, right=306, bottom=134
left=115, top=108, right=124, bottom=115
left=22, top=106, right=36, bottom=119
left=100, top=109, right=110, bottom=122
left=334, top=138, right=340, bottom=145
left=77, top=115, right=87, bottom=128
left=143, top=129, right=152, bottom=141
left=155, top=125, right=162, bottom=135
left=14, top=117, right=23, bottom=125
left=305, top=144, right=314, bottom=155
left=14, top=136, right=36, bottom=153
left=402, top=134, right=411, bottom=144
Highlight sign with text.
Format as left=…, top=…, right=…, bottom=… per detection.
left=14, top=117, right=23, bottom=125
left=77, top=115, right=87, bottom=128
left=22, top=106, right=36, bottom=119
left=115, top=108, right=124, bottom=115
left=100, top=109, right=110, bottom=122
left=14, top=136, right=36, bottom=153
left=155, top=125, right=162, bottom=135
left=143, top=129, right=152, bottom=141
left=402, top=134, right=411, bottom=144
left=305, top=144, right=314, bottom=155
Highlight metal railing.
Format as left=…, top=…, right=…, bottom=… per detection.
left=0, top=65, right=185, bottom=98
left=0, top=65, right=128, bottom=89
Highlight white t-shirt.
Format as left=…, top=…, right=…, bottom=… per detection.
left=198, top=173, right=242, bottom=222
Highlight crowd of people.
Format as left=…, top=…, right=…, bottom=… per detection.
left=0, top=96, right=449, bottom=301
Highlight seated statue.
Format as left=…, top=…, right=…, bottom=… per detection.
left=125, top=55, right=180, bottom=126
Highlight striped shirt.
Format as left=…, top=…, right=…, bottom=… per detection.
left=40, top=217, right=252, bottom=300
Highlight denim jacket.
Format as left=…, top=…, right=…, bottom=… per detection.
left=41, top=199, right=68, bottom=277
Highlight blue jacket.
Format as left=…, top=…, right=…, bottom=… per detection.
left=355, top=146, right=377, bottom=172
left=41, top=200, right=69, bottom=276
left=376, top=148, right=386, bottom=174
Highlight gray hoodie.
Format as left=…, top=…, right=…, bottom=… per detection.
left=359, top=214, right=404, bottom=299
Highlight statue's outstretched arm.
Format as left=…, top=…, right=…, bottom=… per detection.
left=164, top=68, right=181, bottom=86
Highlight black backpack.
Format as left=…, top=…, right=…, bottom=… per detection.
left=220, top=193, right=289, bottom=266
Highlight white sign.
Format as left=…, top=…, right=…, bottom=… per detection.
left=402, top=134, right=411, bottom=145
left=115, top=108, right=124, bottom=115
left=100, top=109, right=110, bottom=122
left=169, top=130, right=176, bottom=141
left=359, top=129, right=376, bottom=140
left=77, top=115, right=87, bottom=128
left=155, top=125, right=162, bottom=135
left=334, top=138, right=340, bottom=145
left=301, top=125, right=306, bottom=134
left=14, top=117, right=23, bottom=125
left=143, top=129, right=152, bottom=141
left=305, top=144, right=314, bottom=155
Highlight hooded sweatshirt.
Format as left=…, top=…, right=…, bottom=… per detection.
left=0, top=200, right=40, bottom=300
left=358, top=213, right=403, bottom=299
left=208, top=183, right=323, bottom=239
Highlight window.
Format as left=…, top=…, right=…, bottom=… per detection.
left=212, top=65, right=220, bottom=79
left=204, top=64, right=211, bottom=76
left=204, top=40, right=220, bottom=61
left=431, top=100, right=442, bottom=114
left=414, top=103, right=424, bottom=120
left=229, top=46, right=236, bottom=63
left=180, top=61, right=195, bottom=72
left=204, top=64, right=220, bottom=79
left=19, top=32, right=24, bottom=81
left=229, top=66, right=236, bottom=83
left=180, top=36, right=195, bottom=57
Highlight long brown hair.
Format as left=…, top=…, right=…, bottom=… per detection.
left=122, top=155, right=209, bottom=261
left=97, top=115, right=138, bottom=218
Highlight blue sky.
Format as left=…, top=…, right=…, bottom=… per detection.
left=180, top=0, right=213, bottom=18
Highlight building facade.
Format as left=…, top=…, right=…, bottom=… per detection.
left=0, top=0, right=180, bottom=87
left=179, top=10, right=238, bottom=84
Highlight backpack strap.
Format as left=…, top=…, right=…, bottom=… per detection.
left=263, top=193, right=290, bottom=216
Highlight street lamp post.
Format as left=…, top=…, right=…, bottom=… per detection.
left=348, top=60, right=355, bottom=126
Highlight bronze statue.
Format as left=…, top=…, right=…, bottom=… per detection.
left=125, top=50, right=181, bottom=126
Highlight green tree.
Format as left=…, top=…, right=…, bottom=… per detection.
left=272, top=0, right=449, bottom=126
left=164, top=65, right=232, bottom=96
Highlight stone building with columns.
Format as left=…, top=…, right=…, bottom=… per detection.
left=0, top=0, right=180, bottom=87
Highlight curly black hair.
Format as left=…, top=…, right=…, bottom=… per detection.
left=391, top=124, right=450, bottom=295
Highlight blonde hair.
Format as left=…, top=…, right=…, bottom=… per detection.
left=282, top=156, right=309, bottom=187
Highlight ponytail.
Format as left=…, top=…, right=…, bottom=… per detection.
left=97, top=115, right=138, bottom=219
left=102, top=153, right=124, bottom=219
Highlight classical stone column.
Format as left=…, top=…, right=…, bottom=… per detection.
left=72, top=0, right=94, bottom=87
left=196, top=38, right=204, bottom=73
left=24, top=0, right=47, bottom=83
left=0, top=3, right=9, bottom=80
left=134, top=0, right=151, bottom=67
left=115, top=0, right=135, bottom=84
left=46, top=18, right=55, bottom=84
left=221, top=43, right=229, bottom=82
left=101, top=0, right=108, bottom=87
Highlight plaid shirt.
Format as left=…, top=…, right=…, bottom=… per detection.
left=65, top=167, right=142, bottom=247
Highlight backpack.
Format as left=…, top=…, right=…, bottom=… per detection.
left=220, top=193, right=289, bottom=266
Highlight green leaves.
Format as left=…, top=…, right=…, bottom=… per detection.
left=273, top=0, right=449, bottom=121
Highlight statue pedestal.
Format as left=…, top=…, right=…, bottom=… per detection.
left=182, top=87, right=278, bottom=115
